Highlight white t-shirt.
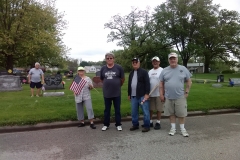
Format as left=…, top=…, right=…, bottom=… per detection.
left=148, top=67, right=163, bottom=97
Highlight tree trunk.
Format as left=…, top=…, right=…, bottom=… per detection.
left=182, top=58, right=188, bottom=68
left=6, top=55, right=13, bottom=74
left=204, top=56, right=210, bottom=73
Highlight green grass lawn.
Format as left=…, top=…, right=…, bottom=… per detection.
left=0, top=73, right=239, bottom=126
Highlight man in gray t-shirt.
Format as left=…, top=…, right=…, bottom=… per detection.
left=160, top=53, right=192, bottom=137
left=28, top=62, right=44, bottom=97
left=100, top=53, right=125, bottom=131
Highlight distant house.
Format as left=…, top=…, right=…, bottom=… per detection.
left=187, top=63, right=204, bottom=73
left=84, top=65, right=102, bottom=73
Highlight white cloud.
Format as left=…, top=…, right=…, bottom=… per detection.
left=56, top=0, right=240, bottom=62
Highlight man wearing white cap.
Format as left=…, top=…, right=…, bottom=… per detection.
left=147, top=56, right=164, bottom=130
left=159, top=53, right=192, bottom=137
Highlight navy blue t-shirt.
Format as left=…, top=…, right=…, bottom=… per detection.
left=100, top=64, right=124, bottom=98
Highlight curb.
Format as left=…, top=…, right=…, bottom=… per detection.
left=0, top=109, right=239, bottom=134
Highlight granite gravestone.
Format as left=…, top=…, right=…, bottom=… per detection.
left=43, top=74, right=64, bottom=90
left=42, top=74, right=65, bottom=97
left=92, top=71, right=102, bottom=88
left=0, top=70, right=8, bottom=75
left=0, top=75, right=22, bottom=91
left=96, top=71, right=100, bottom=77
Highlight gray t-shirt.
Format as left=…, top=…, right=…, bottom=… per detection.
left=131, top=71, right=138, bottom=96
left=100, top=64, right=124, bottom=98
left=29, top=68, right=44, bottom=83
left=148, top=67, right=163, bottom=97
left=160, top=65, right=192, bottom=99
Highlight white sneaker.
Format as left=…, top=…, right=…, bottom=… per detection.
left=169, top=128, right=176, bottom=136
left=116, top=126, right=122, bottom=131
left=181, top=129, right=189, bottom=137
left=102, top=126, right=108, bottom=131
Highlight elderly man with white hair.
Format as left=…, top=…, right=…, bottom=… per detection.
left=28, top=62, right=44, bottom=97
left=160, top=53, right=192, bottom=137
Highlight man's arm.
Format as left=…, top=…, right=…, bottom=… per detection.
left=160, top=81, right=165, bottom=102
left=121, top=78, right=125, bottom=86
left=41, top=73, right=44, bottom=83
left=28, top=70, right=31, bottom=83
left=185, top=78, right=192, bottom=94
left=28, top=74, right=31, bottom=83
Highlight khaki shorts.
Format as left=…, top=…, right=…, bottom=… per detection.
left=164, top=97, right=187, bottom=117
left=150, top=97, right=164, bottom=112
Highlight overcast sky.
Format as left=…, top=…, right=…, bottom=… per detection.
left=55, top=0, right=240, bottom=62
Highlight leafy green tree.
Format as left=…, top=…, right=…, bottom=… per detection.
left=80, top=61, right=89, bottom=67
left=195, top=8, right=240, bottom=73
left=0, top=0, right=68, bottom=71
left=105, top=7, right=171, bottom=69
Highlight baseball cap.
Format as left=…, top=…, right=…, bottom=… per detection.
left=77, top=66, right=85, bottom=71
left=132, top=57, right=140, bottom=62
left=152, top=56, right=160, bottom=61
left=168, top=53, right=178, bottom=59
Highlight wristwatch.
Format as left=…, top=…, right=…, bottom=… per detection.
left=185, top=92, right=188, bottom=94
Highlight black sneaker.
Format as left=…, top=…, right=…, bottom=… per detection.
left=150, top=122, right=153, bottom=127
left=142, top=128, right=150, bottom=132
left=154, top=123, right=161, bottom=130
left=90, top=123, right=96, bottom=129
left=130, top=126, right=139, bottom=131
left=78, top=123, right=85, bottom=127
left=141, top=122, right=153, bottom=128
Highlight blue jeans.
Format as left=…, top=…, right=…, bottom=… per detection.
left=131, top=96, right=150, bottom=128
left=103, top=96, right=121, bottom=127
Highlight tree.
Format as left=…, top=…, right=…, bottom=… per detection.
left=196, top=8, right=240, bottom=73
left=0, top=0, right=68, bottom=71
left=105, top=7, right=171, bottom=69
left=80, top=61, right=89, bottom=67
left=66, top=58, right=78, bottom=72
left=153, top=0, right=209, bottom=67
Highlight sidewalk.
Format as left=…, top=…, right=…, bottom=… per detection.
left=0, top=109, right=239, bottom=134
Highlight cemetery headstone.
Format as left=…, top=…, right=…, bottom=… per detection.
left=212, top=84, right=222, bottom=88
left=0, top=75, right=22, bottom=91
left=43, top=74, right=64, bottom=90
left=92, top=76, right=103, bottom=88
left=96, top=71, right=100, bottom=77
left=0, top=70, right=8, bottom=75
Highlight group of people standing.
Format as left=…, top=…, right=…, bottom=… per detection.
left=27, top=52, right=192, bottom=137
left=73, top=52, right=192, bottom=137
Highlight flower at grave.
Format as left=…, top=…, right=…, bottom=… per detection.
left=42, top=86, right=45, bottom=91
left=62, top=81, right=65, bottom=84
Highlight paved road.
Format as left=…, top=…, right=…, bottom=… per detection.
left=0, top=113, right=240, bottom=160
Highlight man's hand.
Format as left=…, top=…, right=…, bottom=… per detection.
left=184, top=92, right=189, bottom=98
left=144, top=94, right=149, bottom=100
left=128, top=96, right=131, bottom=101
left=160, top=94, right=165, bottom=102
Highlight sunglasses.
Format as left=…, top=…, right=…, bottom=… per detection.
left=132, top=61, right=138, bottom=64
left=106, top=57, right=113, bottom=60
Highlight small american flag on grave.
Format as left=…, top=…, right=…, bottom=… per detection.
left=69, top=76, right=87, bottom=95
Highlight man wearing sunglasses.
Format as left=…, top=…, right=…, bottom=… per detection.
left=100, top=53, right=125, bottom=131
